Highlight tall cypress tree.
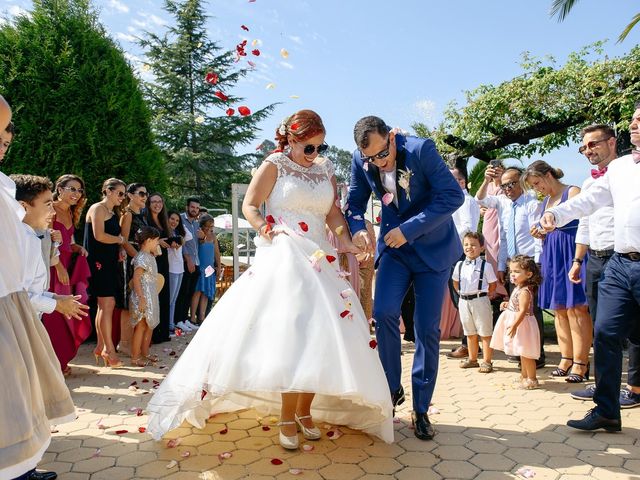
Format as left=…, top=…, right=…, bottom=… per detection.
left=141, top=0, right=275, bottom=208
left=0, top=0, right=165, bottom=201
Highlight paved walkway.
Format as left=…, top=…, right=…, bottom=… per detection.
left=42, top=336, right=640, bottom=480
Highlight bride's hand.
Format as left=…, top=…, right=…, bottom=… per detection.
left=343, top=240, right=370, bottom=262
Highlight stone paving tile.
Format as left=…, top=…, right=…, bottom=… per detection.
left=40, top=339, right=640, bottom=479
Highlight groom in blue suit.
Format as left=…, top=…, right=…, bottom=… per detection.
left=347, top=116, right=464, bottom=440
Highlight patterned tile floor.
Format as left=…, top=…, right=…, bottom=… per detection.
left=41, top=336, right=640, bottom=479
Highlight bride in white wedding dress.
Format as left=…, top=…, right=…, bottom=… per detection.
left=147, top=110, right=393, bottom=448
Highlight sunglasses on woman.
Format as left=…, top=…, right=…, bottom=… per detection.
left=134, top=191, right=148, bottom=198
left=303, top=143, right=329, bottom=155
left=109, top=187, right=125, bottom=198
left=63, top=186, right=84, bottom=195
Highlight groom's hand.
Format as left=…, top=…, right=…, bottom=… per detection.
left=384, top=227, right=407, bottom=248
left=352, top=230, right=374, bottom=255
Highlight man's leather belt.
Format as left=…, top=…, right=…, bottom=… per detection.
left=459, top=292, right=488, bottom=300
left=588, top=248, right=614, bottom=258
left=619, top=252, right=640, bottom=261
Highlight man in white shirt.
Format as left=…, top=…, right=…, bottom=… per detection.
left=568, top=124, right=640, bottom=409
left=540, top=105, right=640, bottom=431
left=476, top=166, right=546, bottom=367
left=450, top=168, right=480, bottom=242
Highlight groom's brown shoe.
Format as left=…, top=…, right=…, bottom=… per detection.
left=446, top=345, right=468, bottom=359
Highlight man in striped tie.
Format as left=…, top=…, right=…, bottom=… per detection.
left=476, top=166, right=546, bottom=368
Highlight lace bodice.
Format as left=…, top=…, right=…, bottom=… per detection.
left=508, top=286, right=534, bottom=315
left=264, top=152, right=335, bottom=246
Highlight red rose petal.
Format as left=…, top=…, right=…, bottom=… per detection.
left=326, top=255, right=336, bottom=263
left=130, top=381, right=137, bottom=386
left=369, top=339, right=378, bottom=349
left=261, top=425, right=271, bottom=431
left=142, top=378, right=149, bottom=383
left=136, top=408, right=143, bottom=416
left=169, top=351, right=176, bottom=356
left=238, top=106, right=251, bottom=116
left=241, top=24, right=249, bottom=31
left=251, top=49, right=260, bottom=56
left=201, top=389, right=207, bottom=400
left=175, top=328, right=183, bottom=337
left=340, top=310, right=350, bottom=318
left=214, top=91, right=229, bottom=101
left=266, top=215, right=275, bottom=224
left=138, top=426, right=146, bottom=433
left=376, top=215, right=381, bottom=223
left=326, top=430, right=335, bottom=437
left=205, top=72, right=219, bottom=85
left=248, top=61, right=256, bottom=68
left=298, top=221, right=309, bottom=232
left=226, top=108, right=235, bottom=116
left=219, top=427, right=228, bottom=434
left=263, top=224, right=272, bottom=234
left=114, top=429, right=128, bottom=435
left=290, top=123, right=299, bottom=130
left=271, top=458, right=283, bottom=465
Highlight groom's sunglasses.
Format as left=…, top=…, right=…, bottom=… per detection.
left=361, top=136, right=391, bottom=164
left=303, top=143, right=329, bottom=155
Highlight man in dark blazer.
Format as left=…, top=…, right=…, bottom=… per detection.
left=347, top=116, right=464, bottom=440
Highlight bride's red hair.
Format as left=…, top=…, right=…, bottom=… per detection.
left=274, top=110, right=325, bottom=151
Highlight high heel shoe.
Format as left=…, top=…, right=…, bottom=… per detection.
left=100, top=352, right=124, bottom=368
left=551, top=357, right=574, bottom=377
left=277, top=421, right=299, bottom=450
left=130, top=357, right=149, bottom=367
left=93, top=348, right=102, bottom=365
left=295, top=414, right=321, bottom=440
left=144, top=354, right=159, bottom=363
left=566, top=361, right=590, bottom=383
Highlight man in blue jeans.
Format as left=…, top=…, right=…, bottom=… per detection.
left=567, top=124, right=640, bottom=409
left=541, top=105, right=640, bottom=431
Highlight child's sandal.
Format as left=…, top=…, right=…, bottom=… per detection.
left=478, top=362, right=493, bottom=373
left=459, top=359, right=479, bottom=369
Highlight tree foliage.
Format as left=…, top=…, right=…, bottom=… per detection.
left=141, top=0, right=276, bottom=209
left=414, top=42, right=640, bottom=165
left=0, top=0, right=164, bottom=201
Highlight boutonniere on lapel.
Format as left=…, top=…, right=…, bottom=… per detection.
left=397, top=168, right=413, bottom=201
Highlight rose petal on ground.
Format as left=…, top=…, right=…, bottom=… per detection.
left=289, top=469, right=303, bottom=475
left=382, top=193, right=394, bottom=205
left=130, top=381, right=137, bottom=386
left=166, top=438, right=182, bottom=448
left=166, top=460, right=178, bottom=469
left=114, top=430, right=128, bottom=435
left=92, top=448, right=101, bottom=458
left=218, top=452, right=233, bottom=460
left=270, top=458, right=283, bottom=465
left=219, top=427, right=228, bottom=434
left=369, top=339, right=378, bottom=349
left=181, top=451, right=191, bottom=458
left=137, top=408, right=144, bottom=416
left=302, top=444, right=314, bottom=452
left=138, top=426, right=146, bottom=433
left=327, top=428, right=343, bottom=439
left=393, top=417, right=401, bottom=424
left=262, top=425, right=271, bottom=431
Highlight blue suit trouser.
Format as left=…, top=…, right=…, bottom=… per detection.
left=373, top=246, right=449, bottom=414
left=593, top=254, right=640, bottom=419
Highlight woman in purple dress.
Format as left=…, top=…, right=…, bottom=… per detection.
left=523, top=161, right=591, bottom=383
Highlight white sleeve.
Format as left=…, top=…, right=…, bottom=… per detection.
left=498, top=227, right=508, bottom=271
left=484, top=262, right=497, bottom=283
left=452, top=262, right=462, bottom=281
left=549, top=176, right=612, bottom=227
left=28, top=289, right=57, bottom=314
left=575, top=216, right=590, bottom=246
left=477, top=194, right=500, bottom=209
left=184, top=228, right=193, bottom=242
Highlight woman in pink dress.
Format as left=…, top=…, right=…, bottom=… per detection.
left=42, top=174, right=92, bottom=375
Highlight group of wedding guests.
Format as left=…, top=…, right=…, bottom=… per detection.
left=0, top=117, right=222, bottom=373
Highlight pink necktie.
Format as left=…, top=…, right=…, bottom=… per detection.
left=591, top=167, right=607, bottom=179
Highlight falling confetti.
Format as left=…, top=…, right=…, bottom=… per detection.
left=195, top=115, right=205, bottom=124
left=238, top=106, right=251, bottom=116
left=251, top=49, right=260, bottom=56
left=241, top=25, right=249, bottom=31
left=266, top=83, right=276, bottom=89
left=289, top=95, right=300, bottom=99
left=204, top=72, right=219, bottom=85
left=280, top=48, right=289, bottom=59
left=214, top=91, right=228, bottom=101
left=251, top=39, right=259, bottom=46
left=226, top=108, right=235, bottom=116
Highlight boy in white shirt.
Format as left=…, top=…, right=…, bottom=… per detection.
left=452, top=232, right=498, bottom=373
left=12, top=174, right=88, bottom=320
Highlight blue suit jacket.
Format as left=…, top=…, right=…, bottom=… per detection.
left=346, top=135, right=464, bottom=272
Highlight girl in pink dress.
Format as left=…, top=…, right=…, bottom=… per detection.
left=491, top=255, right=542, bottom=389
left=42, top=174, right=92, bottom=375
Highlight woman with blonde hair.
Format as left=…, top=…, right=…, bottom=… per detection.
left=523, top=160, right=592, bottom=383
left=86, top=177, right=127, bottom=368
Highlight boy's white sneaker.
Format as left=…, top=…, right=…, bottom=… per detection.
left=176, top=321, right=192, bottom=332
left=185, top=320, right=200, bottom=330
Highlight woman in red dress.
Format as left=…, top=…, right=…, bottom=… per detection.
left=42, top=174, right=92, bottom=375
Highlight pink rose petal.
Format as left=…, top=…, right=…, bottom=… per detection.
left=181, top=451, right=191, bottom=458
left=218, top=452, right=233, bottom=460
left=166, top=460, right=178, bottom=469
left=382, top=192, right=394, bottom=206
left=302, top=444, right=314, bottom=452
left=289, top=469, right=303, bottom=475
left=166, top=438, right=182, bottom=448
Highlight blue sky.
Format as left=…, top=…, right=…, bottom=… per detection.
left=2, top=0, right=638, bottom=186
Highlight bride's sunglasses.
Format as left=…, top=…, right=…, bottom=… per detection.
left=303, top=143, right=328, bottom=156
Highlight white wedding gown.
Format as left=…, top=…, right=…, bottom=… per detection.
left=147, top=153, right=394, bottom=443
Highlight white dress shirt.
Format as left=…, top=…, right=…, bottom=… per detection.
left=381, top=170, right=398, bottom=207
left=22, top=223, right=57, bottom=314
left=0, top=172, right=28, bottom=297
left=452, top=189, right=480, bottom=242
left=549, top=154, right=640, bottom=254
left=575, top=171, right=615, bottom=251
left=477, top=191, right=542, bottom=271
left=452, top=257, right=497, bottom=295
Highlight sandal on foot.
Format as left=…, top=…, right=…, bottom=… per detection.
left=131, top=357, right=149, bottom=367
left=566, top=361, right=590, bottom=383
left=459, top=359, right=479, bottom=369
left=518, top=378, right=539, bottom=390
left=551, top=357, right=574, bottom=377
left=145, top=354, right=159, bottom=363
left=478, top=362, right=493, bottom=373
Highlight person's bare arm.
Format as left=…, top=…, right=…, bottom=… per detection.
left=120, top=211, right=137, bottom=257
left=88, top=204, right=122, bottom=244
left=242, top=162, right=278, bottom=239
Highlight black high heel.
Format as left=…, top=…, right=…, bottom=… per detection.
left=551, top=357, right=574, bottom=377
left=566, top=361, right=590, bottom=383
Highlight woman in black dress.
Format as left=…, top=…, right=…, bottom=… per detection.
left=146, top=193, right=171, bottom=343
left=86, top=178, right=127, bottom=367
left=117, top=183, right=149, bottom=356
